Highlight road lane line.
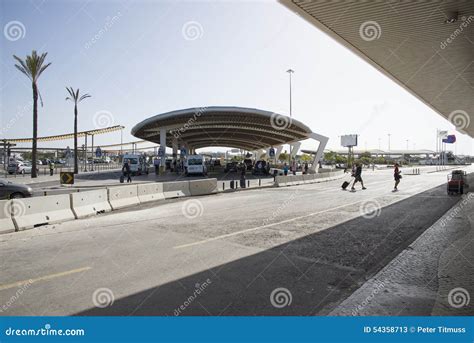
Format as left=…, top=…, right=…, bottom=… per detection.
left=0, top=266, right=92, bottom=292
left=174, top=200, right=366, bottom=249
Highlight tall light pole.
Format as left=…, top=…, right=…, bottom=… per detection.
left=406, top=139, right=409, bottom=150
left=286, top=69, right=294, bottom=166
left=387, top=133, right=391, bottom=151
left=287, top=69, right=294, bottom=118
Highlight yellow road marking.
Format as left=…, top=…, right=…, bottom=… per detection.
left=0, top=266, right=91, bottom=291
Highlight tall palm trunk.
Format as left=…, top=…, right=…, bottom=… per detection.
left=74, top=104, right=78, bottom=174
left=32, top=82, right=38, bottom=178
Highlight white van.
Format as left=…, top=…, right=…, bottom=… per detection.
left=185, top=155, right=207, bottom=176
left=122, top=154, right=148, bottom=175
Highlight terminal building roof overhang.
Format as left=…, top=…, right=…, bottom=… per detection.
left=131, top=106, right=313, bottom=151
left=280, top=0, right=474, bottom=138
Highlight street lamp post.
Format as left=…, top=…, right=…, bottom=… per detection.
left=286, top=69, right=294, bottom=166
left=387, top=133, right=391, bottom=151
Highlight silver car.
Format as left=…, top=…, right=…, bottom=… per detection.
left=7, top=162, right=37, bottom=175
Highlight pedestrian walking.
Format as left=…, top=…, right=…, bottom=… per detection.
left=49, top=161, right=55, bottom=176
left=350, top=162, right=366, bottom=192
left=291, top=159, right=297, bottom=175
left=283, top=163, right=289, bottom=176
left=153, top=157, right=160, bottom=175
left=304, top=162, right=308, bottom=174
left=393, top=163, right=402, bottom=192
left=123, top=162, right=132, bottom=183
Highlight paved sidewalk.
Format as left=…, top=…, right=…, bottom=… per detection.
left=330, top=192, right=474, bottom=316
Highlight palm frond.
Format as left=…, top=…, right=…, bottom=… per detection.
left=79, top=94, right=91, bottom=102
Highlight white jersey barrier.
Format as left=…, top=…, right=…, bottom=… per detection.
left=162, top=181, right=191, bottom=199
left=137, top=183, right=165, bottom=203
left=71, top=189, right=112, bottom=219
left=189, top=179, right=218, bottom=196
left=108, top=185, right=140, bottom=210
left=12, top=194, right=76, bottom=231
left=0, top=200, right=16, bottom=234
left=275, top=170, right=344, bottom=187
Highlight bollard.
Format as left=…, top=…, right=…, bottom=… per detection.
left=259, top=179, right=261, bottom=187
left=223, top=182, right=225, bottom=191
left=247, top=180, right=250, bottom=188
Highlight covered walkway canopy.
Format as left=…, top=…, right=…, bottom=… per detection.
left=131, top=106, right=329, bottom=172
left=280, top=0, right=474, bottom=138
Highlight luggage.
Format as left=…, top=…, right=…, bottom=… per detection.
left=120, top=175, right=124, bottom=183
left=342, top=181, right=350, bottom=190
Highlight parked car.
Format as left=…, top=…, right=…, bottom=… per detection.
left=7, top=161, right=38, bottom=175
left=0, top=179, right=33, bottom=199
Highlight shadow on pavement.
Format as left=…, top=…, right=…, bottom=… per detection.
left=75, top=184, right=460, bottom=316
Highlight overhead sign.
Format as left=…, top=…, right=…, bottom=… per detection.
left=60, top=172, right=74, bottom=185
left=158, top=146, right=165, bottom=157
left=341, top=134, right=358, bottom=147
left=269, top=148, right=275, bottom=158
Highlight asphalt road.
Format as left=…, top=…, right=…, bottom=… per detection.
left=0, top=167, right=471, bottom=316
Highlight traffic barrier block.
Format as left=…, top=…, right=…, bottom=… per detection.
left=108, top=185, right=140, bottom=210
left=189, top=179, right=218, bottom=196
left=303, top=174, right=315, bottom=184
left=12, top=194, right=75, bottom=230
left=137, top=183, right=165, bottom=203
left=0, top=200, right=15, bottom=234
left=162, top=181, right=191, bottom=199
left=71, top=189, right=112, bottom=219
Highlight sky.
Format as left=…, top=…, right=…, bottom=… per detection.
left=1, top=0, right=472, bottom=155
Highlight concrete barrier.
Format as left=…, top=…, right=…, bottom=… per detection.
left=162, top=181, right=191, bottom=199
left=0, top=200, right=16, bottom=234
left=12, top=194, right=75, bottom=230
left=275, top=175, right=289, bottom=187
left=71, top=189, right=112, bottom=219
left=189, top=179, right=218, bottom=196
left=137, top=183, right=165, bottom=203
left=303, top=174, right=315, bottom=184
left=108, top=185, right=140, bottom=210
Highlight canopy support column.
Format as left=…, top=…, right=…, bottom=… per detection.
left=160, top=127, right=167, bottom=174
left=308, top=132, right=329, bottom=174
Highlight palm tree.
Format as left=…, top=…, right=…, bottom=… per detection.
left=66, top=88, right=91, bottom=174
left=13, top=51, right=51, bottom=178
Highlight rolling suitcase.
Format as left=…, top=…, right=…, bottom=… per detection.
left=341, top=181, right=350, bottom=190
left=120, top=175, right=125, bottom=183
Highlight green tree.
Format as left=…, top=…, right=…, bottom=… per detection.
left=300, top=154, right=312, bottom=162
left=13, top=51, right=52, bottom=178
left=278, top=152, right=288, bottom=162
left=66, top=87, right=91, bottom=174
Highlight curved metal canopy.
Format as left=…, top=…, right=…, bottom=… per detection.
left=131, top=106, right=313, bottom=151
left=280, top=0, right=474, bottom=138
